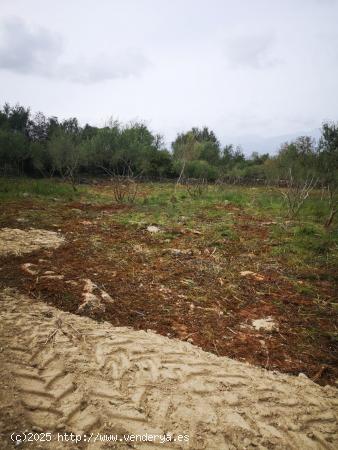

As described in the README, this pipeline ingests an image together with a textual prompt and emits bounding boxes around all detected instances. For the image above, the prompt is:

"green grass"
[0,177,86,201]
[112,183,337,258]
[1,177,337,279]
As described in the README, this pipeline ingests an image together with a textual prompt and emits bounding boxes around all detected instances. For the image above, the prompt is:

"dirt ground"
[0,201,337,386]
[0,189,337,449]
[0,288,337,450]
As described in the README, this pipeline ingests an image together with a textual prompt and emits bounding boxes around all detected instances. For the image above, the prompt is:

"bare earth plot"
[0,195,337,386]
[0,184,337,449]
[0,289,337,450]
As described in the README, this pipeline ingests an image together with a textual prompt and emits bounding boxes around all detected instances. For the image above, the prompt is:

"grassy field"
[0,177,337,385]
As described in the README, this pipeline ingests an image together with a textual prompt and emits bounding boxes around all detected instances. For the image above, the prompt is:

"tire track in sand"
[0,289,337,450]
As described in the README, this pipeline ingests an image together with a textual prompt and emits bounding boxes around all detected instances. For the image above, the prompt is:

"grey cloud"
[59,50,150,84]
[224,33,280,69]
[0,18,62,75]
[0,18,149,83]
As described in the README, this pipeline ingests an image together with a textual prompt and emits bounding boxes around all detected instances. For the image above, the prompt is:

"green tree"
[275,136,317,181]
[0,128,27,174]
[317,122,338,226]
[172,127,221,166]
[47,130,84,189]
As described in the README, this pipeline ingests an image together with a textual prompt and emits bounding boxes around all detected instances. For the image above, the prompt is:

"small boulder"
[147,225,160,233]
[252,317,278,332]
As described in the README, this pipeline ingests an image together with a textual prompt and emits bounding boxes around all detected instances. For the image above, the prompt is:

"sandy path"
[0,289,337,449]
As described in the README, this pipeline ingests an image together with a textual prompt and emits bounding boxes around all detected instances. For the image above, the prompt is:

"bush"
[185,160,219,181]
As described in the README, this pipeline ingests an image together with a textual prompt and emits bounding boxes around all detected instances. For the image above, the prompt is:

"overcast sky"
[1,0,337,153]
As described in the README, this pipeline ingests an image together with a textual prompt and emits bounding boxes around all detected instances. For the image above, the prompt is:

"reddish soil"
[0,199,337,386]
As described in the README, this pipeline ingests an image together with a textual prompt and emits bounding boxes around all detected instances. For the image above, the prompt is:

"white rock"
[147,225,160,233]
[252,317,278,332]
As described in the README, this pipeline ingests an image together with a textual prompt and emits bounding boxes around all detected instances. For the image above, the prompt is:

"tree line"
[0,103,337,191]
